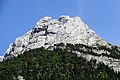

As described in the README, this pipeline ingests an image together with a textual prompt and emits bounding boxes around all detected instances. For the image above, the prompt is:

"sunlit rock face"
[0,56,3,62]
[5,15,120,72]
[5,16,108,57]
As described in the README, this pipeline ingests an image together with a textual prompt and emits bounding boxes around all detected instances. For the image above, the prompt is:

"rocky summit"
[4,15,120,72]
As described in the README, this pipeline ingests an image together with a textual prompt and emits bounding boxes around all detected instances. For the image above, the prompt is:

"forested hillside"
[0,46,120,80]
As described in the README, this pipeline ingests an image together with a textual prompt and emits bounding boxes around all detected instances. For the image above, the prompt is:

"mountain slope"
[1,47,120,80]
[4,16,120,72]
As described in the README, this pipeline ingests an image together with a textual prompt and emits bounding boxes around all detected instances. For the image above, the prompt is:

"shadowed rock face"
[4,15,120,72]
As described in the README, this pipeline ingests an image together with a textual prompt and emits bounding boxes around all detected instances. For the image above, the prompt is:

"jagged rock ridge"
[5,16,108,56]
[4,15,120,72]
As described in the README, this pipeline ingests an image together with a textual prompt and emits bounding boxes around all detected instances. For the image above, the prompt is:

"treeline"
[0,47,120,80]
[54,43,120,59]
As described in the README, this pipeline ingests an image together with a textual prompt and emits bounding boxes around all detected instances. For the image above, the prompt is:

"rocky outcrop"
[5,16,109,58]
[0,56,4,62]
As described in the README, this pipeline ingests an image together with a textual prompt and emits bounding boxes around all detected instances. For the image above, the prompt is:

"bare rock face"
[4,15,120,72]
[0,56,4,62]
[5,16,108,57]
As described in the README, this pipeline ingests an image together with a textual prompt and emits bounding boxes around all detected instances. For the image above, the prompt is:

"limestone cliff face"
[4,15,120,72]
[5,16,108,57]
[0,56,3,62]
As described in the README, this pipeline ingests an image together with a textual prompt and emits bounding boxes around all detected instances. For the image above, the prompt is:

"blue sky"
[0,0,120,56]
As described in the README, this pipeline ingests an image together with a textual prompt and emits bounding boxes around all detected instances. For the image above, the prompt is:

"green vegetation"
[54,43,120,59]
[0,46,120,80]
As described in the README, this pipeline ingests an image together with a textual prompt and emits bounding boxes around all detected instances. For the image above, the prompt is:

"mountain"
[4,15,120,72]
[5,15,109,56]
